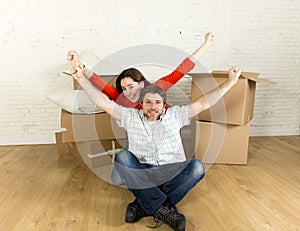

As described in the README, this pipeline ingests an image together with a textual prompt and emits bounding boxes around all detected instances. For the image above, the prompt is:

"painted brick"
[0,0,299,144]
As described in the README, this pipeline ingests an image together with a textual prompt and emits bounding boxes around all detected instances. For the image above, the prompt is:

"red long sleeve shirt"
[89,57,195,109]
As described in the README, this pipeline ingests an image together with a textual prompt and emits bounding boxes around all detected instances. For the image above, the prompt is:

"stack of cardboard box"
[56,110,127,168]
[55,75,127,169]
[56,75,197,166]
[56,71,275,166]
[190,71,275,164]
[56,109,196,165]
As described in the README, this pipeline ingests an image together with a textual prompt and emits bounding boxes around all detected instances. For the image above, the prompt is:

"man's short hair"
[139,85,167,104]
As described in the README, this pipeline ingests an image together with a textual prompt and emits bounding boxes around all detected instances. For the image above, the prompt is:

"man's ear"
[139,81,145,88]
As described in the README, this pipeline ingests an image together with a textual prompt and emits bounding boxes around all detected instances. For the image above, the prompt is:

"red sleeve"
[153,58,195,92]
[116,95,138,108]
[90,73,141,108]
[89,73,120,101]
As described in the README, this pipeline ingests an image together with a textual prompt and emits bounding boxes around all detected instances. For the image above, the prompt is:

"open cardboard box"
[194,120,250,165]
[191,71,276,125]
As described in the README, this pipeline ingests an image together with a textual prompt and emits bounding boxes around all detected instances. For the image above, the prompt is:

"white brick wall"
[0,0,299,144]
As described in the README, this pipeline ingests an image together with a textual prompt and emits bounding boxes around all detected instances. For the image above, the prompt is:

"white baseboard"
[250,129,300,137]
[0,129,299,146]
[0,135,56,145]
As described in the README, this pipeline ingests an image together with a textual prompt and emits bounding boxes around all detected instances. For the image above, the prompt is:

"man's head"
[139,85,167,122]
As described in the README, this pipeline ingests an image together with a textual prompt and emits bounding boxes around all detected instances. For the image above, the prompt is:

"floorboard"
[0,136,299,230]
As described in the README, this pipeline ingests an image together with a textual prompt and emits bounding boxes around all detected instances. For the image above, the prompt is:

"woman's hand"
[204,32,214,47]
[67,50,86,80]
[67,50,81,67]
[190,32,214,61]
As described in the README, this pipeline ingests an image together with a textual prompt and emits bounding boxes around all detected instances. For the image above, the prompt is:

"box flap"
[212,70,277,86]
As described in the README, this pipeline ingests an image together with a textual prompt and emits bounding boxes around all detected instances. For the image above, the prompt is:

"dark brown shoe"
[154,204,186,231]
[125,199,148,223]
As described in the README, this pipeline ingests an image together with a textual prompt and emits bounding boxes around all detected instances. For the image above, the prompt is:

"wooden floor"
[0,136,299,231]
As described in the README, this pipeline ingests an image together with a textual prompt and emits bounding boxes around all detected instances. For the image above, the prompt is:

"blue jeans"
[111,164,125,186]
[113,149,205,215]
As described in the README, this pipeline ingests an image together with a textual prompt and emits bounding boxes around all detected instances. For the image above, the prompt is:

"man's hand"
[204,32,214,47]
[228,67,241,85]
[189,66,241,118]
[70,63,85,81]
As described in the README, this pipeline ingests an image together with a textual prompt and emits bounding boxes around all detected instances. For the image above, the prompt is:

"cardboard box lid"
[190,71,277,86]
[213,70,277,86]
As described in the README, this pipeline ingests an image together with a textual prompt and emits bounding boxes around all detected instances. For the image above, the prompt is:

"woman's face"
[120,77,144,103]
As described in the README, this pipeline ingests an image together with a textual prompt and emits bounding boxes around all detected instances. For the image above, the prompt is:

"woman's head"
[115,68,151,103]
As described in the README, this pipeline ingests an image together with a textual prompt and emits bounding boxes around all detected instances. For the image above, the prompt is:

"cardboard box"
[55,132,83,164]
[61,110,126,143]
[180,120,196,159]
[75,139,127,169]
[58,139,127,169]
[194,121,250,165]
[55,132,70,155]
[75,139,127,157]
[191,71,276,125]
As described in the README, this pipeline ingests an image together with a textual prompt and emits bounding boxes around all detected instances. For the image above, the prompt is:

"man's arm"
[188,67,241,118]
[70,64,123,122]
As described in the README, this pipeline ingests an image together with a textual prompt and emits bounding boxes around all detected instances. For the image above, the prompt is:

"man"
[70,63,241,231]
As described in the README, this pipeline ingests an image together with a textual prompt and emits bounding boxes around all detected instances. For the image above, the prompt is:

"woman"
[67,32,214,109]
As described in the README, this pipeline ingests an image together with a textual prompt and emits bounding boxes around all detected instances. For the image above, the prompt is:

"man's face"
[142,92,164,122]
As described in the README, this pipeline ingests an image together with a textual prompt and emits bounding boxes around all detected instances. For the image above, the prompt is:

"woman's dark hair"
[139,85,167,104]
[115,68,151,93]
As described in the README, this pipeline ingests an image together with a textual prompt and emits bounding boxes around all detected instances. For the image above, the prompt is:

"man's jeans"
[112,149,205,215]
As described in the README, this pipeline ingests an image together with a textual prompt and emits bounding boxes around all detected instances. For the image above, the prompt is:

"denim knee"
[111,149,132,186]
[114,149,131,166]
[190,159,205,181]
[111,167,124,186]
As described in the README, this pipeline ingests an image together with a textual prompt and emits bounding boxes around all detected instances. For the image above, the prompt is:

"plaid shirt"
[117,106,190,166]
